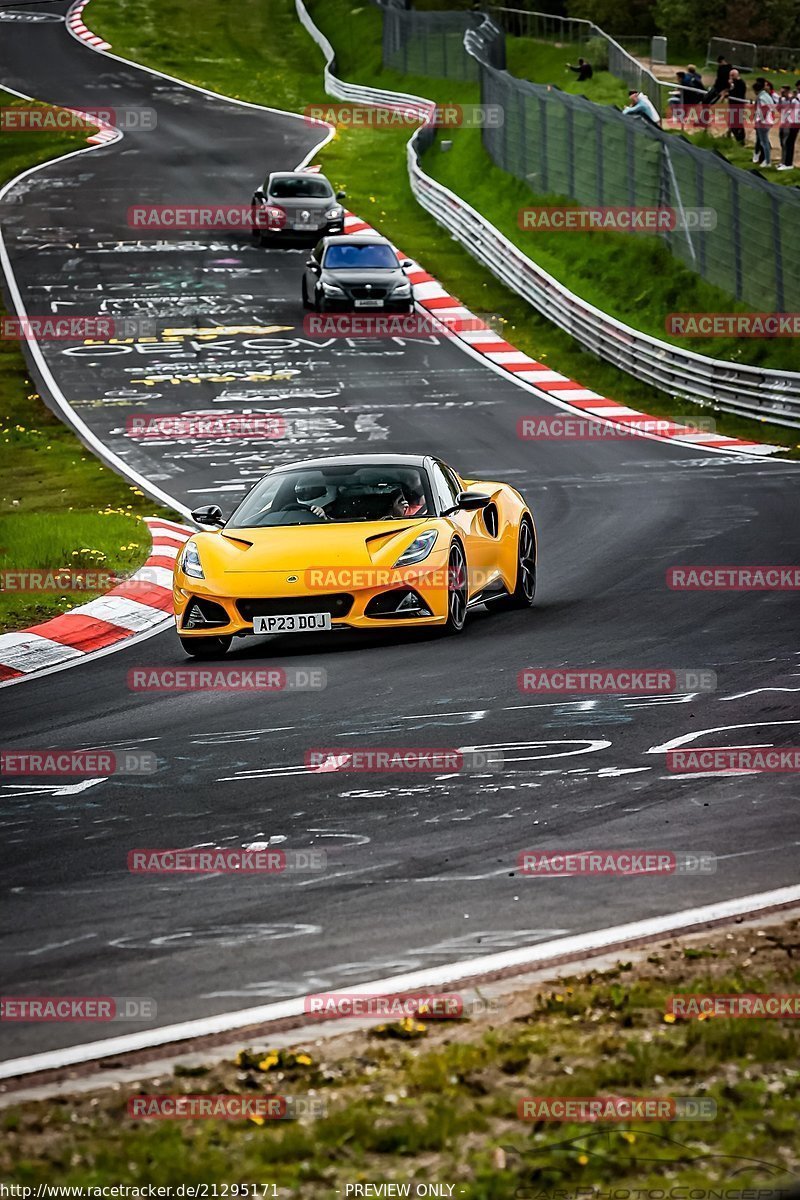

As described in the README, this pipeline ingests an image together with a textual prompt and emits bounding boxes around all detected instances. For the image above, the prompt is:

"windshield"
[268,177,333,199]
[323,243,398,270]
[228,465,431,528]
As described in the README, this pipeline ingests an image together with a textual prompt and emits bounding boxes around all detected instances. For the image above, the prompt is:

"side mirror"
[253,188,265,200]
[456,490,491,511]
[191,504,224,527]
[336,190,346,200]
[401,258,414,269]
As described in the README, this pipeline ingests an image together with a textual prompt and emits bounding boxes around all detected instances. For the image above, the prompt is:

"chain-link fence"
[382,9,487,80]
[707,36,800,71]
[380,6,800,311]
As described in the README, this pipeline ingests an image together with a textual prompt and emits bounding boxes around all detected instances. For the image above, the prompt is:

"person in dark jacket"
[682,64,703,103]
[705,55,732,103]
[567,57,593,81]
[724,68,747,142]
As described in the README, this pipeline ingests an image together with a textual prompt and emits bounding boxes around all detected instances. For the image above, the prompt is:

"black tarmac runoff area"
[1,2,799,1063]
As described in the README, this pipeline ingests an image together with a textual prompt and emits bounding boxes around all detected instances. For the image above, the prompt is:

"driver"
[294,480,337,520]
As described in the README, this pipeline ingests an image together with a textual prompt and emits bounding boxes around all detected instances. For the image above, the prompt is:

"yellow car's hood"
[196,520,437,576]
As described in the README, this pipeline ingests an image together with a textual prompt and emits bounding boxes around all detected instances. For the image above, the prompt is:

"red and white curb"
[0,519,192,686]
[341,211,780,457]
[66,0,110,51]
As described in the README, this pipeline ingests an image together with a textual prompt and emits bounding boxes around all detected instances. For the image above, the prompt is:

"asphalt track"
[1,2,799,1063]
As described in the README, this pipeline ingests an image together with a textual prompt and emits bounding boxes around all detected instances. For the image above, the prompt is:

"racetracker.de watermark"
[302,314,499,339]
[517,1096,716,1121]
[667,313,800,337]
[668,103,800,128]
[667,993,800,1018]
[666,748,800,773]
[517,850,717,876]
[1,316,116,341]
[518,416,716,440]
[128,205,284,230]
[0,316,167,341]
[304,992,466,1020]
[304,566,504,591]
[518,669,716,693]
[127,1095,326,1120]
[667,566,800,590]
[126,414,285,440]
[518,207,716,232]
[0,749,156,776]
[304,748,502,772]
[1,570,130,593]
[0,105,157,131]
[127,848,326,873]
[127,668,327,692]
[1,996,156,1022]
[303,102,503,128]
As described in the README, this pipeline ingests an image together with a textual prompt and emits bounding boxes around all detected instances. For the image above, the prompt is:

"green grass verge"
[505,37,631,107]
[88,0,800,455]
[3,919,799,1191]
[0,91,176,633]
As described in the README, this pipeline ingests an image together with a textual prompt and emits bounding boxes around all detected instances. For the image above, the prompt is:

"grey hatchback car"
[251,171,346,244]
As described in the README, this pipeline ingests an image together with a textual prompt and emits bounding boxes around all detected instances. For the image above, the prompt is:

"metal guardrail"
[296,0,800,426]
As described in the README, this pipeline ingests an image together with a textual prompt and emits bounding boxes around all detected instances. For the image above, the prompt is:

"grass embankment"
[88,0,800,454]
[505,37,631,107]
[0,92,175,633]
[3,917,799,1191]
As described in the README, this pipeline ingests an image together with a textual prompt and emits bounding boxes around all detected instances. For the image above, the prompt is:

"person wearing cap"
[622,90,661,127]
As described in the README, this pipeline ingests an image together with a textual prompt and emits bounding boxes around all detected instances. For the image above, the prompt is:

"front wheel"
[301,279,312,310]
[486,518,536,611]
[441,542,468,635]
[179,635,232,659]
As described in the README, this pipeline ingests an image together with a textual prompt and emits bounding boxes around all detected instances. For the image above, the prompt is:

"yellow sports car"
[174,453,537,657]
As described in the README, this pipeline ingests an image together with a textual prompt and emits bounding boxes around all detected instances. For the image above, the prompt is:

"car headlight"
[325,206,343,220]
[322,282,345,295]
[392,282,412,297]
[179,541,205,579]
[393,529,438,566]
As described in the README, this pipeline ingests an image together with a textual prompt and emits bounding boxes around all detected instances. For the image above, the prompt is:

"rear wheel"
[441,542,467,635]
[486,517,536,611]
[179,635,232,659]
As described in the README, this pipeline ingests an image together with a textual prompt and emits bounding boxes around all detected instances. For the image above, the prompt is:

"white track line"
[2,884,798,1080]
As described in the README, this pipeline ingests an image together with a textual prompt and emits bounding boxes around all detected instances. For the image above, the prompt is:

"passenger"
[405,486,426,515]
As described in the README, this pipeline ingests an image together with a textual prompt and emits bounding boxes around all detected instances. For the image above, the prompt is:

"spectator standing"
[752,78,776,166]
[778,86,793,164]
[622,89,661,127]
[682,64,703,103]
[777,84,800,170]
[724,68,747,143]
[567,57,593,81]
[705,55,732,103]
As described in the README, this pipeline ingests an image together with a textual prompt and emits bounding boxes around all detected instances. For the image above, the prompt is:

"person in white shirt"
[622,90,661,127]
[752,78,776,166]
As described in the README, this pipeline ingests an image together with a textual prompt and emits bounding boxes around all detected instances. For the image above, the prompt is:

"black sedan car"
[301,235,415,313]
[251,171,346,244]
